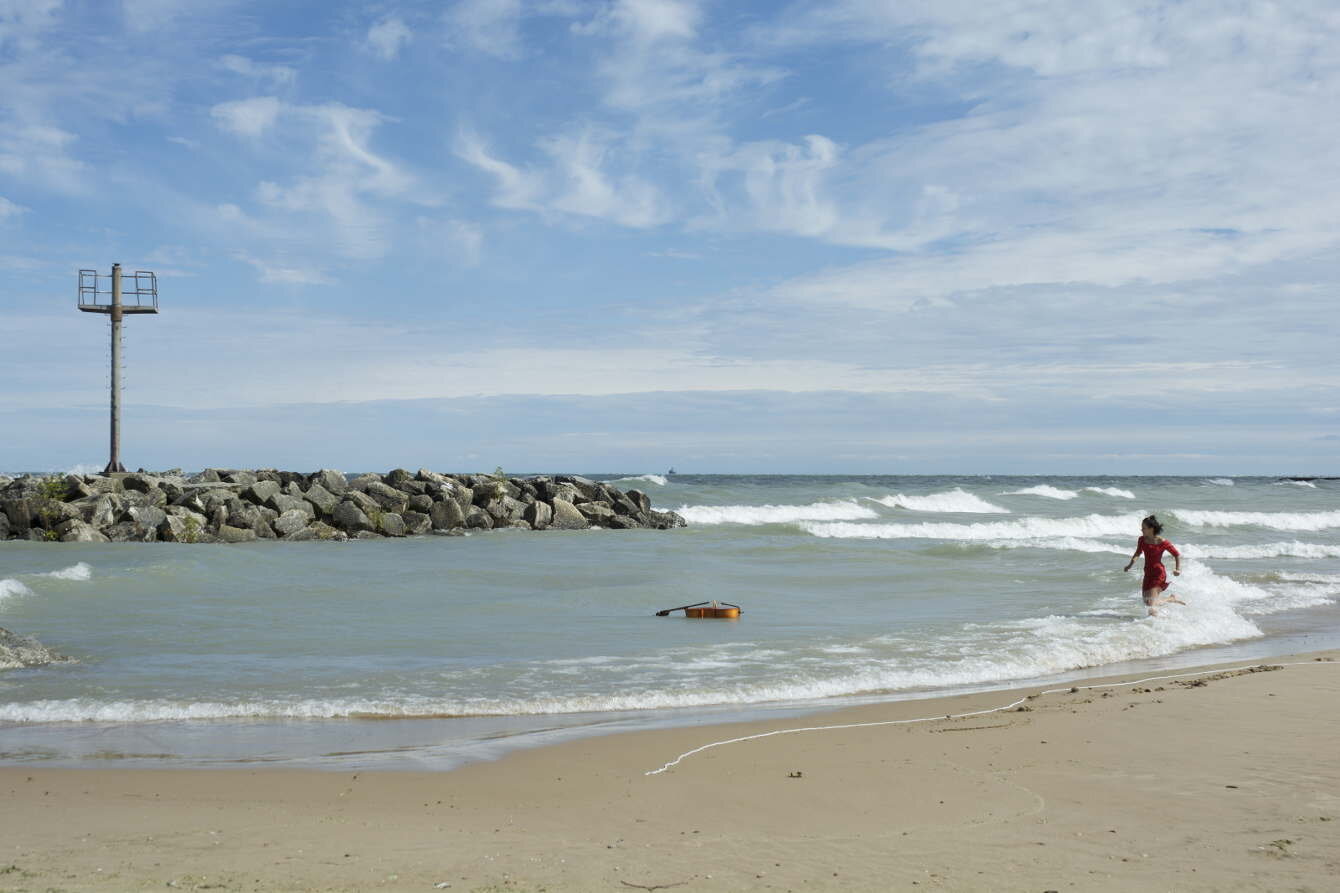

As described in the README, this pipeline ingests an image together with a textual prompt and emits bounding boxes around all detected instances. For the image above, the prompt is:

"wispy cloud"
[367,16,413,60]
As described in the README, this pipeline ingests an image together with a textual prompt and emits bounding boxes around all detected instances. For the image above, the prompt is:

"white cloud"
[210,96,282,137]
[448,0,523,58]
[367,16,412,60]
[0,123,85,191]
[0,195,27,219]
[219,54,296,87]
[456,132,543,210]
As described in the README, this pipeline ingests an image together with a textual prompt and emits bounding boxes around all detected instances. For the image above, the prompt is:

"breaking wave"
[40,562,92,582]
[800,512,1145,541]
[606,474,668,487]
[1173,510,1340,532]
[0,579,35,603]
[1002,485,1078,500]
[871,488,1008,514]
[1084,487,1136,499]
[678,500,878,525]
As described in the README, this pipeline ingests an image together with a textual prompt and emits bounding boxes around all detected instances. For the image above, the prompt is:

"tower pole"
[106,263,125,474]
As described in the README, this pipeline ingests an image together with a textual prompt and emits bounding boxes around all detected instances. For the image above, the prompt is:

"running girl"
[1124,514,1186,616]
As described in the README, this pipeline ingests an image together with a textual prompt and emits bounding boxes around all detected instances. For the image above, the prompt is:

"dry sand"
[3,651,1338,892]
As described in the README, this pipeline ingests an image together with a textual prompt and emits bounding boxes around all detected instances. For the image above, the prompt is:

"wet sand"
[3,651,1338,891]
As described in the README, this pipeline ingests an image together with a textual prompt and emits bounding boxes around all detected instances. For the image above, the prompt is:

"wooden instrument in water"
[655,600,741,619]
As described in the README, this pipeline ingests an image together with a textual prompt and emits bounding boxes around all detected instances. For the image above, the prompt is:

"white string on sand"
[644,659,1337,776]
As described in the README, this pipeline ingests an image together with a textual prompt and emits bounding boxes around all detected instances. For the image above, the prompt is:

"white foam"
[678,500,879,526]
[800,511,1145,541]
[0,579,36,603]
[1003,485,1078,500]
[972,537,1128,554]
[1205,478,1235,486]
[1173,509,1340,532]
[1278,480,1317,488]
[1180,541,1340,560]
[1083,487,1136,499]
[872,488,1009,514]
[606,474,668,487]
[40,562,92,582]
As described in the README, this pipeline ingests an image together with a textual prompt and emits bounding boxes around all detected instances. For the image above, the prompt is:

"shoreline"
[4,649,1337,891]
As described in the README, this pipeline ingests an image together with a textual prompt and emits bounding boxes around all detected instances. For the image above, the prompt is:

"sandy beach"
[3,651,1338,892]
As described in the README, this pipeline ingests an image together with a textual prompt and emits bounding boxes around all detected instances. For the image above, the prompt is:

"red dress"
[1136,538,1180,591]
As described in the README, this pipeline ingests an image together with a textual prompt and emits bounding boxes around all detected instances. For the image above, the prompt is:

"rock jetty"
[0,469,685,543]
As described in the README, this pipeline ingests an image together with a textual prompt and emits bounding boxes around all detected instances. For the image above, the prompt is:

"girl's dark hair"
[1142,514,1163,535]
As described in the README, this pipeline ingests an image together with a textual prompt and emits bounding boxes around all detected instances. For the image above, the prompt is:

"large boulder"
[302,483,340,516]
[310,469,348,495]
[576,502,617,526]
[120,472,159,494]
[428,499,465,531]
[308,520,347,541]
[364,481,409,512]
[105,520,158,542]
[268,493,312,518]
[272,509,311,538]
[401,511,432,535]
[216,524,258,543]
[548,498,589,530]
[159,509,206,543]
[56,519,109,543]
[241,480,281,506]
[1,626,76,670]
[377,512,407,537]
[523,500,552,531]
[122,504,167,531]
[463,506,495,530]
[1,498,34,535]
[331,500,375,534]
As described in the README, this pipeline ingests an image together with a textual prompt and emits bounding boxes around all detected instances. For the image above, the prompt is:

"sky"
[2,0,1338,475]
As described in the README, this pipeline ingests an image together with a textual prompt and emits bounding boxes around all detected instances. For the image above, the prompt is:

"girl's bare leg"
[1143,587,1162,616]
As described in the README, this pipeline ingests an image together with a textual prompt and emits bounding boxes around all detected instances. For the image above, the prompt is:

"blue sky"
[2,0,1338,474]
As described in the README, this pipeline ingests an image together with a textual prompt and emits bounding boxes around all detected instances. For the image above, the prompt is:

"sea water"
[2,475,1338,769]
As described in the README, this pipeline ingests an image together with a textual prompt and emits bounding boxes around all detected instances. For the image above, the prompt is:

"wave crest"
[678,500,878,526]
[1003,485,1078,500]
[872,488,1009,514]
[1173,509,1340,532]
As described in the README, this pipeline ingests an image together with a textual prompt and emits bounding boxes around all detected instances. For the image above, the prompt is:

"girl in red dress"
[1124,514,1186,616]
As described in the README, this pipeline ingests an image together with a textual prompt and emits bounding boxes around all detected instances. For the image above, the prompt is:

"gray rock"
[464,506,495,530]
[283,481,305,498]
[105,520,158,542]
[331,500,375,534]
[281,525,318,541]
[272,509,311,538]
[159,509,207,543]
[548,498,589,530]
[34,499,81,529]
[364,481,409,512]
[647,510,688,529]
[1,626,76,670]
[56,519,109,542]
[216,524,258,543]
[2,498,34,535]
[429,499,466,530]
[385,468,413,486]
[62,475,93,501]
[378,512,407,537]
[347,473,382,492]
[226,501,262,530]
[605,515,642,530]
[407,493,434,513]
[268,493,312,517]
[0,512,8,540]
[121,473,159,493]
[576,502,617,526]
[344,490,381,514]
[401,511,432,535]
[191,469,222,483]
[523,500,552,530]
[302,483,339,516]
[308,520,347,541]
[353,530,385,540]
[489,495,528,525]
[123,505,167,531]
[310,469,348,494]
[223,470,258,486]
[241,480,281,505]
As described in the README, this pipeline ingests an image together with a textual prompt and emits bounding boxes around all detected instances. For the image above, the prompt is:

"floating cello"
[655,599,741,619]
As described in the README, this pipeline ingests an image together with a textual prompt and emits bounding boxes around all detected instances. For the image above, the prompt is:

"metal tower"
[78,264,158,473]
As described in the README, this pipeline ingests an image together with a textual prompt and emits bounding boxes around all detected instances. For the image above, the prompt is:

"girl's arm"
[1124,542,1141,571]
[1166,541,1181,575]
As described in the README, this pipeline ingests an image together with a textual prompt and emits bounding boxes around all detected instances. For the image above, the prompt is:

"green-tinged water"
[3,475,1338,769]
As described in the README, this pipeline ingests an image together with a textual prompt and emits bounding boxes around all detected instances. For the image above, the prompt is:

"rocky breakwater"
[0,469,686,543]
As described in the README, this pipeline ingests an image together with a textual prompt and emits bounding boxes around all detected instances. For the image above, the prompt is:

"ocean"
[3,474,1339,770]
